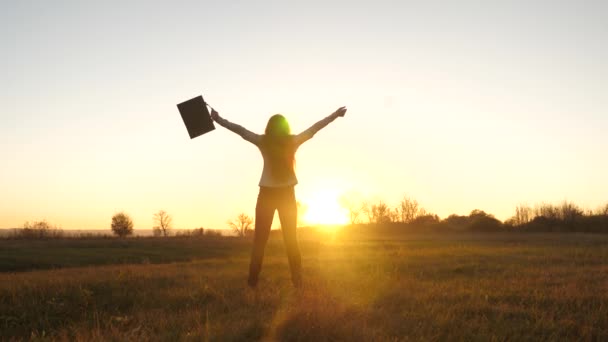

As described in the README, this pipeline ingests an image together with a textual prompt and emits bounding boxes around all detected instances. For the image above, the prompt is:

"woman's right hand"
[210,109,219,121]
[333,106,347,117]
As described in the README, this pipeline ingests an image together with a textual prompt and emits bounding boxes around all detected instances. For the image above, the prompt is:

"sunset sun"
[301,189,349,226]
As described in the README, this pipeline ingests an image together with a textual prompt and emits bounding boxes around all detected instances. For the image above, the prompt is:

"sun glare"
[302,189,349,226]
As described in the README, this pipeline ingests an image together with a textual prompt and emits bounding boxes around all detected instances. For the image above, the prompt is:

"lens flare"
[302,189,349,226]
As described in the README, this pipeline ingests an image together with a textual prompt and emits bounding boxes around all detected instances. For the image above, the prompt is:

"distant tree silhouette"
[534,203,560,221]
[416,208,431,221]
[443,214,469,228]
[191,227,205,236]
[398,196,419,223]
[153,210,173,237]
[339,194,364,225]
[175,227,205,237]
[438,210,502,231]
[24,220,52,230]
[528,201,583,227]
[363,201,392,224]
[204,229,223,237]
[17,220,64,239]
[559,201,583,225]
[504,200,608,232]
[342,195,608,233]
[348,204,363,224]
[468,210,502,232]
[111,212,134,237]
[411,213,440,226]
[512,204,532,226]
[228,213,253,237]
[388,207,399,223]
[361,202,370,223]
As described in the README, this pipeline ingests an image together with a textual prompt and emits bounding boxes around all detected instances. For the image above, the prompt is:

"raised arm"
[210,109,261,145]
[294,106,347,146]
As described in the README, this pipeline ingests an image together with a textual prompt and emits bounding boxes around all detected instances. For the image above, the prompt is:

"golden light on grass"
[301,188,349,226]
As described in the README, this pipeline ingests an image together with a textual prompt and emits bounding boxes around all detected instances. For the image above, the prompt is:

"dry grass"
[1,231,608,341]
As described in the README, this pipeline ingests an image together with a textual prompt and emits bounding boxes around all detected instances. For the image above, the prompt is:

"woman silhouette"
[210,106,347,288]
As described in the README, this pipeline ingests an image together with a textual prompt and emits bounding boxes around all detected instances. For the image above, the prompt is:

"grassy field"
[1,229,608,341]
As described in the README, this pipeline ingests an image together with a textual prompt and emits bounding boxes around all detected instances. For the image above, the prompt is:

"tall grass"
[1,232,608,340]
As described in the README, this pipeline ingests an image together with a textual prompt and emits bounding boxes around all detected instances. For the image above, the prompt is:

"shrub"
[12,220,64,239]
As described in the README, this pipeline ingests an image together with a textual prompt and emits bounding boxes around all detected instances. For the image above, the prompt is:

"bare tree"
[388,207,399,223]
[369,201,392,224]
[599,203,608,216]
[559,201,583,224]
[534,203,560,220]
[362,201,373,223]
[512,204,532,226]
[339,194,364,225]
[533,201,583,223]
[416,208,428,218]
[399,196,419,223]
[348,206,362,224]
[228,213,254,237]
[111,212,134,238]
[153,210,173,237]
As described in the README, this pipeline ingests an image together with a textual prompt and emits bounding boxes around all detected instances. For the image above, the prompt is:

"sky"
[1,1,607,230]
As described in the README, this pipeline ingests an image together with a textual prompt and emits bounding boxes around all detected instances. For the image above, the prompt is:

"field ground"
[1,229,608,341]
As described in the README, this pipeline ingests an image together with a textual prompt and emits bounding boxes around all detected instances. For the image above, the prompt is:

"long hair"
[261,114,295,182]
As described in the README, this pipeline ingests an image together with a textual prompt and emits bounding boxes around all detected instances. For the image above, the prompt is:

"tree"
[600,203,608,216]
[111,212,134,237]
[361,200,396,224]
[24,220,51,230]
[228,213,253,237]
[534,203,560,220]
[153,210,173,237]
[511,204,532,226]
[369,201,392,224]
[339,193,364,225]
[559,201,583,224]
[398,196,419,223]
[443,214,469,229]
[362,201,373,223]
[388,207,399,223]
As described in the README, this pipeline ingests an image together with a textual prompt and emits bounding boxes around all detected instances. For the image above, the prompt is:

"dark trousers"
[248,186,302,287]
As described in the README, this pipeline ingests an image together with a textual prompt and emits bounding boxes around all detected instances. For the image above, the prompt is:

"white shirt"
[215,113,339,187]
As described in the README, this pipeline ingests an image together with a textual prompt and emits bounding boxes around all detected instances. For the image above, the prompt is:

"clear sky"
[1,1,607,230]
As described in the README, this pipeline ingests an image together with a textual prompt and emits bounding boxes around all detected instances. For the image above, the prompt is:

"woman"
[210,106,347,288]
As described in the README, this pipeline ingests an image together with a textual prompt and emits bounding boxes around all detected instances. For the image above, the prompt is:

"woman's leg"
[248,188,275,287]
[277,187,302,287]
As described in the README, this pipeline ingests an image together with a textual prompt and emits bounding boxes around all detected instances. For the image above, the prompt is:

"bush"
[12,220,64,239]
[205,229,223,237]
[191,227,205,236]
[175,227,205,237]
[469,215,503,232]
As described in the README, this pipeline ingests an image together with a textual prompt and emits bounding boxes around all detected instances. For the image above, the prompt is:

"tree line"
[5,198,608,240]
[342,196,608,233]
